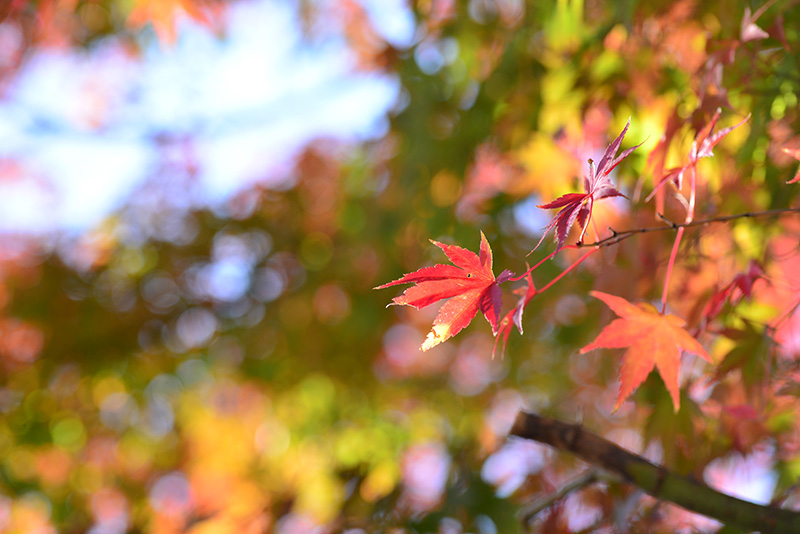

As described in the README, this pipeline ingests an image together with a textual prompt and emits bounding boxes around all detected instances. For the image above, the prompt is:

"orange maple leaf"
[580,291,712,412]
[127,0,218,44]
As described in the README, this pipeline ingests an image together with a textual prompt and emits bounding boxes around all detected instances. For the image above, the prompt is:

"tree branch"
[510,411,800,533]
[579,207,800,248]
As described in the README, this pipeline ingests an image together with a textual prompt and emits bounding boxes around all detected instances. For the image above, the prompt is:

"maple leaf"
[127,0,220,44]
[648,109,749,201]
[783,147,800,184]
[375,232,512,351]
[701,260,766,327]
[533,118,642,254]
[580,291,712,412]
[493,265,537,359]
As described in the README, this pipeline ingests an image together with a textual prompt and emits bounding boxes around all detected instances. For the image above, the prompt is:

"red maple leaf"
[701,260,766,327]
[648,109,749,200]
[375,232,512,351]
[533,118,642,254]
[580,291,712,412]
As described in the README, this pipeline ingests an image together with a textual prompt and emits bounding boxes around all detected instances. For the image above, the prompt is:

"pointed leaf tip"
[783,147,800,184]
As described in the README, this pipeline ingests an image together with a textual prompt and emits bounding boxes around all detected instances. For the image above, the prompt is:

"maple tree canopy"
[1,0,800,533]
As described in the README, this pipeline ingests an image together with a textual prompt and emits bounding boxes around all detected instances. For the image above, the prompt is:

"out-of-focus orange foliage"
[127,0,223,43]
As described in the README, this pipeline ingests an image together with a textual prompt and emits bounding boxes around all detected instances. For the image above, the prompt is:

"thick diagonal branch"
[510,411,800,533]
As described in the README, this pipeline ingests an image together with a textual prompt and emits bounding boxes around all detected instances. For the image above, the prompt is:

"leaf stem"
[661,165,696,314]
[509,247,573,282]
[538,248,598,294]
[687,163,697,225]
[578,196,594,244]
[660,226,684,314]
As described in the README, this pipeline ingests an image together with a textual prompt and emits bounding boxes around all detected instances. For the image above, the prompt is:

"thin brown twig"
[579,207,800,248]
[770,293,800,331]
[519,469,602,530]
